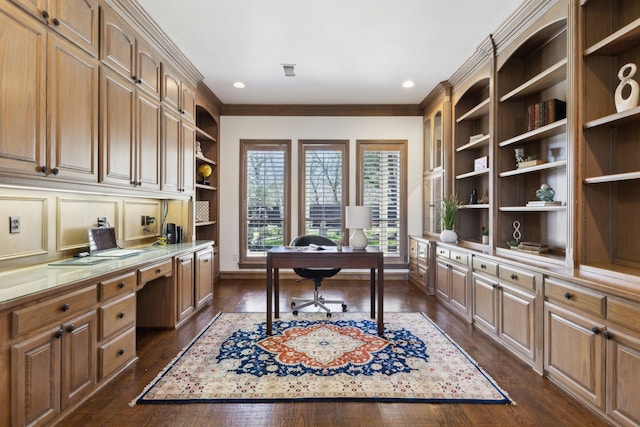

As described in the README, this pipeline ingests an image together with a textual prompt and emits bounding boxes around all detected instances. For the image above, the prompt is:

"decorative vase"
[440,229,457,243]
[615,63,639,113]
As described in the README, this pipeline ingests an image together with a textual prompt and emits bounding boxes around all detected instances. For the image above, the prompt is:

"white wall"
[219,115,423,272]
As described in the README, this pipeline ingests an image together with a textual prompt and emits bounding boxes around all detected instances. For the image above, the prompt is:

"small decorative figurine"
[515,147,525,168]
[615,63,639,113]
[536,183,555,201]
[470,189,478,204]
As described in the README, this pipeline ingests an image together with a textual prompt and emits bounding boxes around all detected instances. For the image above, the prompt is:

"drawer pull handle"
[61,303,70,312]
[603,331,613,340]
[55,329,63,339]
[455,256,461,260]
[481,264,486,269]
[155,268,162,274]
[564,292,572,300]
[204,259,209,262]
[67,324,75,333]
[591,326,601,335]
[118,312,125,319]
[118,282,125,289]
[510,274,517,280]
[118,348,125,356]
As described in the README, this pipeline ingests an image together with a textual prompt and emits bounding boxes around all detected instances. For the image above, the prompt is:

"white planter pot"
[440,229,458,243]
[482,235,489,245]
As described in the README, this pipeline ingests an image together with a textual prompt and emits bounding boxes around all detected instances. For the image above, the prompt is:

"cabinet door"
[176,254,195,322]
[60,310,96,409]
[135,38,161,98]
[11,326,62,427]
[544,303,605,409]
[48,33,98,182]
[0,9,46,176]
[181,119,195,193]
[135,90,160,190]
[449,264,469,315]
[162,65,181,112]
[499,283,536,361]
[161,107,181,193]
[195,247,214,307]
[99,5,134,79]
[49,0,99,56]
[435,260,450,300]
[473,273,498,335]
[100,69,135,186]
[181,82,196,123]
[606,328,640,426]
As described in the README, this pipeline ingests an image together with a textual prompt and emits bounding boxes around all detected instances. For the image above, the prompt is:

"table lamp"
[346,206,372,250]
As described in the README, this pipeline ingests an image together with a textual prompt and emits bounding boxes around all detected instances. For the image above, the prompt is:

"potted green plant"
[481,226,489,245]
[440,194,461,243]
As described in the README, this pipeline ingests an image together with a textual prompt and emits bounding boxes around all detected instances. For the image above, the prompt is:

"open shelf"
[499,119,567,147]
[196,127,216,143]
[500,59,567,102]
[456,134,490,152]
[584,17,640,56]
[456,168,489,180]
[196,153,217,166]
[499,205,566,212]
[456,98,490,123]
[584,106,640,129]
[499,160,567,177]
[584,171,640,184]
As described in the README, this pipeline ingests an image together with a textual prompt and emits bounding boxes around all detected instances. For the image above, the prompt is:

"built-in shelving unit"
[194,106,219,248]
[495,17,569,264]
[580,0,640,276]
[454,76,491,245]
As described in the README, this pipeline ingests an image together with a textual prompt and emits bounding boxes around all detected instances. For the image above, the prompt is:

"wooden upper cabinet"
[0,8,46,176]
[48,33,99,182]
[162,64,195,123]
[9,0,99,56]
[135,90,161,190]
[100,4,161,99]
[161,107,194,194]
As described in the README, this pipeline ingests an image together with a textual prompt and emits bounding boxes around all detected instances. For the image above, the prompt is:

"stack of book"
[526,200,562,207]
[469,133,485,142]
[527,99,566,131]
[516,242,548,254]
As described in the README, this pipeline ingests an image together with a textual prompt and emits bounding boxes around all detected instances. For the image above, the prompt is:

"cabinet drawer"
[138,260,172,286]
[99,272,136,302]
[100,294,136,341]
[473,257,498,276]
[409,239,418,259]
[100,327,136,379]
[499,265,535,291]
[12,285,97,338]
[417,265,427,284]
[436,247,450,258]
[545,278,605,318]
[449,250,468,265]
[417,241,428,261]
[607,297,640,333]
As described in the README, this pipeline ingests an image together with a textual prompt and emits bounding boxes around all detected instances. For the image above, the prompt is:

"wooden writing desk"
[266,246,384,335]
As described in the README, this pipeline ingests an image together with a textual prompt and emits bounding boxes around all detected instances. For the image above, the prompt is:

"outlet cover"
[9,216,20,234]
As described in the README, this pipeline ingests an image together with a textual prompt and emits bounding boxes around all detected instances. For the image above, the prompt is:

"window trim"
[297,140,350,244]
[238,139,291,268]
[355,139,408,264]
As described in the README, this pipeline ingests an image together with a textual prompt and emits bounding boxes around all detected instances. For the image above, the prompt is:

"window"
[239,140,291,267]
[298,140,349,243]
[356,140,407,263]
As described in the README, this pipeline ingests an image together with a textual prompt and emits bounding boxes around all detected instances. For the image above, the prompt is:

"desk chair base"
[291,288,347,318]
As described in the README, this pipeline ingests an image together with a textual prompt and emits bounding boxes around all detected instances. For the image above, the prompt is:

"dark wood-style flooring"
[61,279,610,426]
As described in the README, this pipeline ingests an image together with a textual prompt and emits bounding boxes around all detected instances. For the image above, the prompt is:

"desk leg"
[370,268,375,319]
[274,268,280,319]
[266,255,272,336]
[378,256,384,336]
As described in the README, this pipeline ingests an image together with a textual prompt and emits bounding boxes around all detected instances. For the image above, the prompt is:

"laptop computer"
[87,227,142,258]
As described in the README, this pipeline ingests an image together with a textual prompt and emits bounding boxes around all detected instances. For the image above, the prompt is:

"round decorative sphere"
[197,163,212,178]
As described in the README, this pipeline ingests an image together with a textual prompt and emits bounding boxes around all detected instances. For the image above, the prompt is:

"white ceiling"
[136,0,524,105]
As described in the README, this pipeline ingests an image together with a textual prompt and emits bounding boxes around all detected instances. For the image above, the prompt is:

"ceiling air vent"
[282,64,296,77]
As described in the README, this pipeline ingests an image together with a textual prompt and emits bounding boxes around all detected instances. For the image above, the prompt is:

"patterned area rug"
[132,312,512,404]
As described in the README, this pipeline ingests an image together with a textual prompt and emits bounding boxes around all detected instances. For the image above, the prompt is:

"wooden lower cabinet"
[195,246,214,307]
[11,310,97,427]
[176,253,195,323]
[606,328,640,426]
[435,247,470,320]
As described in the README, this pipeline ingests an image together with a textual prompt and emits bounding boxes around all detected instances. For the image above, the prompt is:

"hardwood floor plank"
[60,279,609,427]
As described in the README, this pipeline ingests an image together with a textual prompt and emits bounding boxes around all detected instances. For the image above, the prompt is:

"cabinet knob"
[51,167,59,175]
[118,312,125,319]
[40,165,48,174]
[67,324,75,333]
[455,256,461,260]
[492,283,498,289]
[41,10,50,19]
[591,326,601,335]
[603,331,613,340]
[510,274,517,280]
[564,292,572,300]
[118,282,125,289]
[54,329,63,339]
[204,259,209,262]
[61,303,70,312]
[132,75,138,82]
[52,18,60,26]
[155,268,161,274]
[118,348,126,356]
[480,264,486,269]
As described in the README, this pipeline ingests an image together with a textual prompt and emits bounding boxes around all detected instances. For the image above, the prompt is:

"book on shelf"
[511,241,548,254]
[527,99,566,131]
[526,200,562,206]
[518,159,545,168]
[468,133,485,142]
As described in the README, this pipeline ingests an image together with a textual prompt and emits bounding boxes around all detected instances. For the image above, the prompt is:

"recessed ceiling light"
[233,81,245,89]
[402,80,415,88]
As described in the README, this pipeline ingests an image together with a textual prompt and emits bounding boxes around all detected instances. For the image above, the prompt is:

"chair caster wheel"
[293,310,298,316]
[327,312,332,318]
[342,304,347,312]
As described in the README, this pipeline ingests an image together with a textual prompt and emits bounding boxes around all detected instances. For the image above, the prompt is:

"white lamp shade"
[346,206,372,249]
[345,206,372,229]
